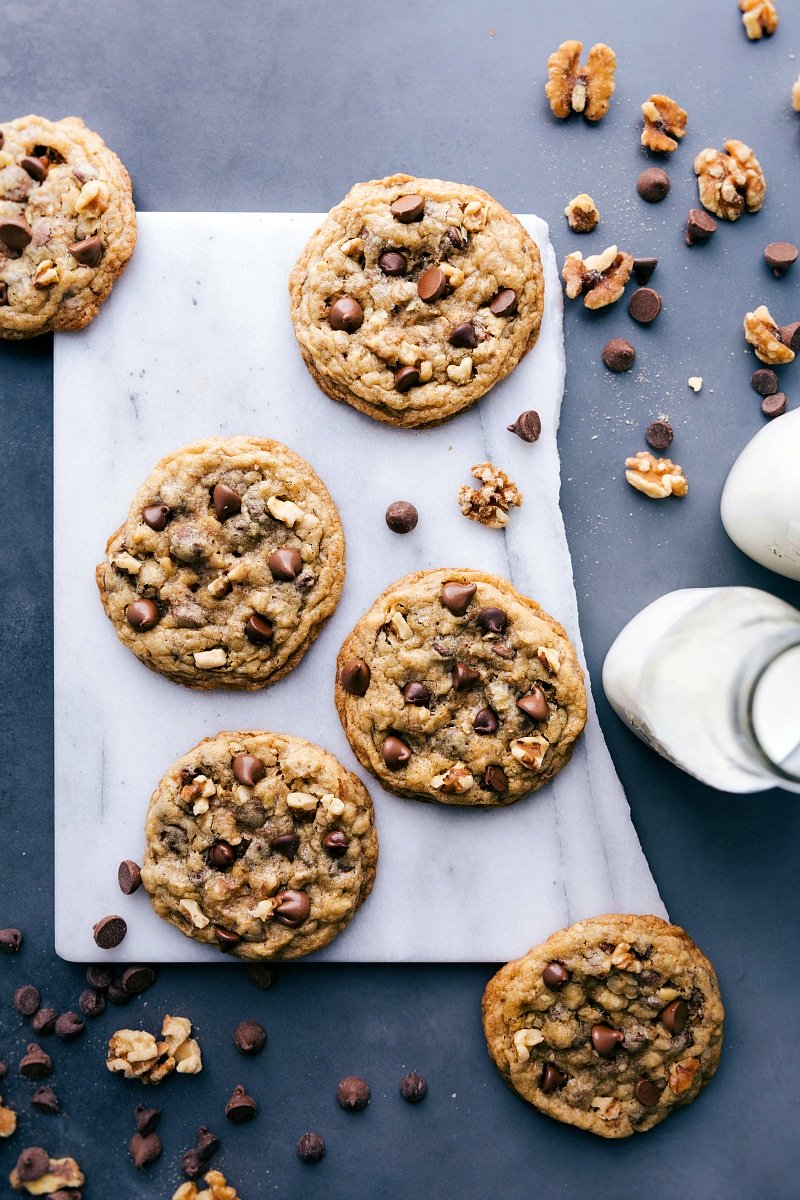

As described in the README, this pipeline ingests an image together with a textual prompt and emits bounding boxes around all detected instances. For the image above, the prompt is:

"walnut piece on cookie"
[641,95,687,153]
[564,194,600,233]
[693,140,766,220]
[545,41,616,121]
[458,462,523,528]
[562,245,633,310]
[743,305,796,365]
[482,913,724,1138]
[739,0,778,39]
[625,452,688,499]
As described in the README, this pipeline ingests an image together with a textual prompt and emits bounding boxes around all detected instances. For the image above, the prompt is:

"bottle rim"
[745,634,800,787]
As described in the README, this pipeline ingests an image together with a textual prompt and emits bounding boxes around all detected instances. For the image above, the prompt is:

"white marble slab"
[53,212,666,963]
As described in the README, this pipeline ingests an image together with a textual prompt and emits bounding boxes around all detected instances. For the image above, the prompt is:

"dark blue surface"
[1,2,799,1197]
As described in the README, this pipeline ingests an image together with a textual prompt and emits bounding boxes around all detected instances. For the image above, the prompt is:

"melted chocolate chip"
[542,961,570,989]
[517,688,548,721]
[328,296,364,332]
[473,707,499,734]
[323,830,349,858]
[270,833,299,861]
[339,658,371,696]
[269,548,303,579]
[390,194,424,222]
[482,764,508,792]
[213,482,241,520]
[541,1063,567,1094]
[125,599,160,631]
[403,681,431,706]
[142,504,171,531]
[232,754,267,786]
[245,614,274,644]
[477,607,507,634]
[441,581,476,615]
[382,735,412,769]
[378,250,407,275]
[273,889,311,927]
[489,288,517,316]
[591,1024,624,1057]
[452,663,480,690]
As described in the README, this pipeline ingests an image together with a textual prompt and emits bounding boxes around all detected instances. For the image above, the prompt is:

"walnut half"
[739,0,778,39]
[625,452,688,500]
[562,245,633,310]
[641,94,687,153]
[546,40,616,121]
[743,305,796,365]
[694,140,766,220]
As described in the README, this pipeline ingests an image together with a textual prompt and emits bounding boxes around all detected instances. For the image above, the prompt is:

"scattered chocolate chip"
[482,764,508,793]
[323,830,349,858]
[336,1075,370,1111]
[214,927,241,952]
[762,392,788,418]
[15,1146,50,1182]
[507,409,542,442]
[93,914,127,949]
[751,367,780,396]
[244,964,275,990]
[339,658,371,696]
[390,194,424,222]
[271,833,299,861]
[269,548,303,579]
[490,288,517,316]
[417,265,447,302]
[591,1023,624,1057]
[129,1131,162,1169]
[31,1085,59,1115]
[55,1011,85,1041]
[628,287,662,324]
[0,1061,6,1078]
[394,365,420,392]
[183,1126,220,1177]
[378,250,407,276]
[441,581,476,616]
[69,235,103,267]
[86,964,113,990]
[543,962,570,989]
[182,1148,204,1179]
[245,613,274,643]
[107,979,133,1004]
[659,998,688,1035]
[450,321,478,349]
[646,419,674,451]
[135,1105,161,1136]
[233,1020,267,1055]
[779,322,800,353]
[31,1008,58,1035]
[633,257,658,285]
[121,965,156,995]
[386,500,418,533]
[273,889,311,927]
[473,706,499,734]
[382,735,412,769]
[541,1063,567,1094]
[78,988,106,1018]
[19,1044,52,1080]
[296,1131,325,1163]
[125,599,160,631]
[452,663,480,690]
[403,681,430,705]
[764,241,798,276]
[232,753,267,787]
[602,338,636,373]
[517,688,547,721]
[399,1072,428,1102]
[20,155,48,181]
[328,296,364,332]
[636,167,670,203]
[213,482,241,521]
[685,207,717,245]
[477,607,508,634]
[117,860,142,895]
[635,1078,662,1107]
[14,985,41,1017]
[446,225,467,249]
[0,216,33,250]
[0,928,22,953]
[225,1084,258,1123]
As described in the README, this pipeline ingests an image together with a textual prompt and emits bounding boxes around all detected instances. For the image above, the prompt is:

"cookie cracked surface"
[335,569,586,806]
[482,914,724,1138]
[289,174,544,427]
[96,436,344,690]
[0,114,135,338]
[141,731,378,960]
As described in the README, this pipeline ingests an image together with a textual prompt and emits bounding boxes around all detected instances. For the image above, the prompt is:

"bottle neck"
[740,630,800,792]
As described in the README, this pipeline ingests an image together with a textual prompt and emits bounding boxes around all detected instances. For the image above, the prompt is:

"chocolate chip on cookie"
[328,296,364,332]
[339,658,371,696]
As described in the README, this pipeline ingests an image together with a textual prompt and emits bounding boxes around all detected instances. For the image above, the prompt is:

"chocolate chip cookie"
[482,914,724,1138]
[0,115,135,338]
[335,569,586,806]
[141,731,378,960]
[289,174,544,427]
[96,437,345,690]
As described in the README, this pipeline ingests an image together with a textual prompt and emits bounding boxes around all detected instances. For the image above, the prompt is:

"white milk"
[602,587,800,793]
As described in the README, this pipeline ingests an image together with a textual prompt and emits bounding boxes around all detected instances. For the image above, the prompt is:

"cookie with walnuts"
[289,174,544,427]
[0,114,135,338]
[141,731,378,960]
[335,569,586,806]
[482,914,724,1138]
[96,436,344,690]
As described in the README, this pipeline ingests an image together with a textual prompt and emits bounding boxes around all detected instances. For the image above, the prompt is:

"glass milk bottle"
[602,587,800,793]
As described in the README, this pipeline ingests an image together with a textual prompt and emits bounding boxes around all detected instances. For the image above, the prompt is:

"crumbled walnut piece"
[458,462,523,529]
[739,0,778,39]
[10,1155,84,1195]
[694,140,766,220]
[32,259,59,288]
[107,1029,161,1080]
[173,1169,241,1200]
[590,1095,622,1120]
[0,1097,17,1137]
[180,898,211,928]
[74,178,110,217]
[546,40,616,121]
[510,735,549,770]
[625,452,688,499]
[339,236,364,258]
[319,792,345,818]
[287,791,319,812]
[110,549,142,575]
[441,261,464,288]
[389,611,414,641]
[537,646,562,674]
[193,648,227,669]
[446,356,474,385]
[743,304,796,364]
[793,76,800,111]
[610,942,643,973]
[267,496,303,527]
[512,1028,545,1062]
[641,94,688,152]
[207,574,231,598]
[687,376,703,392]
[564,193,600,233]
[562,245,633,309]
[431,762,475,794]
[668,1056,700,1094]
